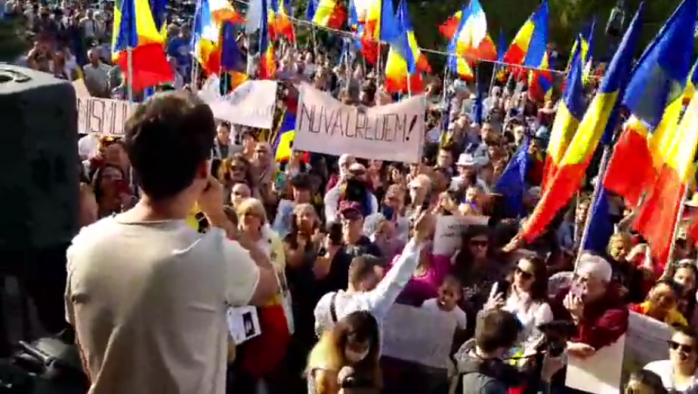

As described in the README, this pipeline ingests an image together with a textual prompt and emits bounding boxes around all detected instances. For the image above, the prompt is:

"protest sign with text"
[294,84,426,163]
[207,80,277,129]
[382,304,456,370]
[76,96,135,136]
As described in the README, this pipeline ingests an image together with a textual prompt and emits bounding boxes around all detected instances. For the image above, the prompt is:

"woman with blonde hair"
[233,198,294,391]
[307,311,381,394]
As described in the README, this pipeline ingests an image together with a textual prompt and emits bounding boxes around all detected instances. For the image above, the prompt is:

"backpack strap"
[329,292,339,324]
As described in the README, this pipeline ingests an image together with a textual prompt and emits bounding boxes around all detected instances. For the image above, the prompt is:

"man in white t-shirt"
[65,92,279,394]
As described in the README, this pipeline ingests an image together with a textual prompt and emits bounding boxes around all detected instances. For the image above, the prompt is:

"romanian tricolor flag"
[567,19,594,71]
[502,0,549,68]
[683,60,698,105]
[259,0,276,79]
[306,0,346,29]
[603,0,696,208]
[274,111,296,162]
[521,4,643,243]
[220,20,249,91]
[447,38,474,81]
[271,0,295,42]
[438,10,461,40]
[634,94,698,265]
[112,0,173,93]
[191,0,243,75]
[541,46,586,193]
[520,0,552,102]
[360,0,401,65]
[384,1,430,94]
[449,0,497,62]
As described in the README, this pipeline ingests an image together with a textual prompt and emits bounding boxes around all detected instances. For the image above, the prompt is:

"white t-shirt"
[65,217,260,394]
[644,359,698,392]
[421,298,468,330]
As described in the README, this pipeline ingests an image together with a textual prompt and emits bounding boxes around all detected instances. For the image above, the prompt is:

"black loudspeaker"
[0,66,79,251]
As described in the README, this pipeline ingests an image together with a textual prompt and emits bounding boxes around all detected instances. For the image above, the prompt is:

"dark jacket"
[453,339,523,394]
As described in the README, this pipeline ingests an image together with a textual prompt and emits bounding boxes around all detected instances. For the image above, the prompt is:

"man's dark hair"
[124,92,215,201]
[474,309,521,354]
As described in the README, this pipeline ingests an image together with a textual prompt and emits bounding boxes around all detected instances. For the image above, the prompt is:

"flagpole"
[127,48,134,103]
[574,144,613,270]
[488,63,498,96]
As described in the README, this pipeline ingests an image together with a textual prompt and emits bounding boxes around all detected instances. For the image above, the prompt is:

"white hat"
[577,253,613,283]
[456,153,477,167]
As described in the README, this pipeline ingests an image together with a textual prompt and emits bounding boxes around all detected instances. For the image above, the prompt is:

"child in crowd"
[421,274,468,331]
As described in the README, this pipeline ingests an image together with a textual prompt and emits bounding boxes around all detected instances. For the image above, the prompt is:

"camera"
[537,320,577,357]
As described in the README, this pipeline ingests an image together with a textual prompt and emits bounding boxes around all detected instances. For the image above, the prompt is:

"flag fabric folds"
[271,0,295,42]
[274,112,296,162]
[603,0,697,207]
[192,0,243,76]
[360,0,401,64]
[495,138,532,218]
[503,0,549,68]
[306,0,346,29]
[220,20,248,91]
[112,0,173,92]
[384,1,430,94]
[438,10,461,39]
[259,0,276,79]
[521,4,643,243]
[450,0,497,62]
[541,46,587,192]
[635,95,698,265]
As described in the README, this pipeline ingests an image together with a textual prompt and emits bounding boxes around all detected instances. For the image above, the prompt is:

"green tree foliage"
[406,0,684,66]
[0,18,30,62]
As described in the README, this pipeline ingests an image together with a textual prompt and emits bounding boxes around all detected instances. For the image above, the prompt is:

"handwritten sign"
[76,96,135,136]
[294,84,426,163]
[433,215,490,256]
[207,80,277,129]
[382,304,457,370]
[566,335,626,393]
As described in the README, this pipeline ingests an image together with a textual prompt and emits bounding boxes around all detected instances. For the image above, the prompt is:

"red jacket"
[551,286,629,350]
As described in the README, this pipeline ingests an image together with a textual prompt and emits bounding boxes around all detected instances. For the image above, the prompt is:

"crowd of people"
[5,1,698,394]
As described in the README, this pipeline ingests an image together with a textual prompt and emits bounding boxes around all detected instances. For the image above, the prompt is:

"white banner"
[207,80,277,129]
[294,84,426,163]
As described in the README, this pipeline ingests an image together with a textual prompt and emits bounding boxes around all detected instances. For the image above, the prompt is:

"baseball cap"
[339,201,363,217]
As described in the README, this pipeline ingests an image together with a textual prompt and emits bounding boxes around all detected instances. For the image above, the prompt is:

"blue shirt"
[167,37,191,81]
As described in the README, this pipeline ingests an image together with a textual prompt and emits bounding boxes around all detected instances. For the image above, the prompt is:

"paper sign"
[207,80,278,129]
[433,215,490,256]
[227,306,262,344]
[76,96,135,136]
[294,84,426,163]
[382,304,457,370]
[625,311,672,367]
[566,335,626,393]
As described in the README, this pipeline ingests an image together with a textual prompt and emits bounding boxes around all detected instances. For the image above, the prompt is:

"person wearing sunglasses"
[644,325,698,392]
[483,256,553,364]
